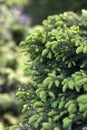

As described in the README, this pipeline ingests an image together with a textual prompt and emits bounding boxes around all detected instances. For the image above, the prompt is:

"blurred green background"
[0,0,87,129]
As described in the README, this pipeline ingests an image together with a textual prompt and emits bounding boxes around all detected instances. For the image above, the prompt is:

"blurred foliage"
[5,0,29,7]
[18,10,87,130]
[0,4,30,130]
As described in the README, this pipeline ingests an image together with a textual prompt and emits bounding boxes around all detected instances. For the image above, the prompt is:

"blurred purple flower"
[11,7,31,24]
[12,7,22,15]
[33,108,37,111]
[19,15,30,24]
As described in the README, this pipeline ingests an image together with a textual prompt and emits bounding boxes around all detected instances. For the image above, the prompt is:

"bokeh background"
[0,0,87,129]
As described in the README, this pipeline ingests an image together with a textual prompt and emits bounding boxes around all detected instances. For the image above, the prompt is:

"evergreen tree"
[17,10,87,130]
